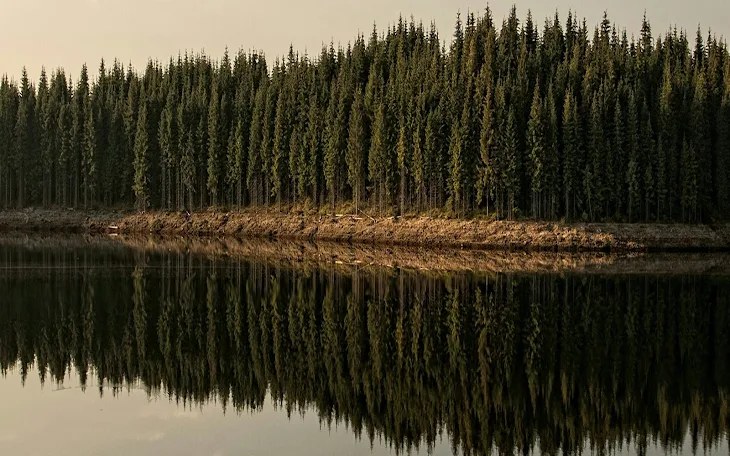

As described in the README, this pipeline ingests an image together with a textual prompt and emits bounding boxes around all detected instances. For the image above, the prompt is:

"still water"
[0,236,728,455]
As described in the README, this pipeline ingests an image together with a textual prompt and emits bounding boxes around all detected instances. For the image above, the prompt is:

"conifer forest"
[2,6,730,223]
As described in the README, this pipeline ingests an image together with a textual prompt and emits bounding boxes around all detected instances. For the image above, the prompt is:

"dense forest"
[0,247,729,455]
[1,6,730,222]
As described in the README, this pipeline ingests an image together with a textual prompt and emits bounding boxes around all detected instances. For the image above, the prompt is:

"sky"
[1,0,728,80]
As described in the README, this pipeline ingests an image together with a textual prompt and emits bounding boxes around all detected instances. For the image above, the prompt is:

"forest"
[0,248,729,455]
[1,6,729,222]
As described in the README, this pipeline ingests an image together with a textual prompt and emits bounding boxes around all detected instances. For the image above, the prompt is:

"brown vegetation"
[1,208,729,252]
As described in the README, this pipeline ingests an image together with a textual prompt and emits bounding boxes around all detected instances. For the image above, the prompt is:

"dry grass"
[0,208,729,252]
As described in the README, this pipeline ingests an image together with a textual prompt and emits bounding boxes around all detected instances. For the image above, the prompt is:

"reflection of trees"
[0,254,729,456]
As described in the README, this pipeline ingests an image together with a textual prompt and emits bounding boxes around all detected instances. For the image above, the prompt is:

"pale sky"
[1,0,728,80]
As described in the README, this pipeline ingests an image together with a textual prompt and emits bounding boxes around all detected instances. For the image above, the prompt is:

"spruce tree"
[562,90,579,220]
[133,99,150,212]
[369,99,389,214]
[397,123,409,216]
[304,83,323,207]
[346,88,366,213]
[716,59,730,215]
[158,94,176,210]
[626,90,641,222]
[228,118,246,207]
[207,88,220,207]
[544,84,559,219]
[502,107,520,220]
[527,83,546,218]
[247,84,266,206]
[272,80,292,210]
[82,97,96,208]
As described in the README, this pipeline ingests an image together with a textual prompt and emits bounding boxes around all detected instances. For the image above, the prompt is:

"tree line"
[1,6,730,222]
[1,247,730,455]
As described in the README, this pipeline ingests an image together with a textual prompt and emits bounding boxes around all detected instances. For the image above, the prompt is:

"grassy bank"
[1,208,729,252]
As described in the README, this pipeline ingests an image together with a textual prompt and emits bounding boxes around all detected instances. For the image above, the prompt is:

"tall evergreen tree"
[133,97,150,211]
[207,87,221,207]
[527,83,546,218]
[82,97,96,208]
[346,88,367,213]
[0,10,727,223]
[562,90,580,220]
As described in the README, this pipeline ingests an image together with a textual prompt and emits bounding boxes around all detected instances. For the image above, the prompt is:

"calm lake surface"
[0,236,728,455]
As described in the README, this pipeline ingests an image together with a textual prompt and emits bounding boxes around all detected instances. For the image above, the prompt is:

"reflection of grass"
[3,232,730,276]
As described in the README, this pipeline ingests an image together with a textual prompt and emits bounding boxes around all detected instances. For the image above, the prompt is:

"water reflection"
[0,366,413,456]
[0,237,728,455]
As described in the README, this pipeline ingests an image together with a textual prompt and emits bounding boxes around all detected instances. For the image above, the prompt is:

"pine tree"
[585,96,604,221]
[107,99,126,205]
[640,100,655,222]
[181,130,196,210]
[247,84,266,206]
[272,80,292,210]
[72,64,90,208]
[35,68,49,206]
[424,103,444,211]
[657,59,674,220]
[502,107,520,220]
[133,99,150,212]
[207,86,222,207]
[57,102,72,207]
[544,84,559,219]
[324,73,350,214]
[613,96,625,219]
[13,70,33,208]
[626,90,641,222]
[691,70,710,221]
[158,94,176,210]
[397,123,409,215]
[303,83,323,207]
[346,88,367,213]
[123,78,139,207]
[682,140,698,222]
[411,108,425,212]
[82,97,96,208]
[527,83,546,218]
[369,99,390,214]
[228,118,246,207]
[562,90,580,220]
[716,59,730,215]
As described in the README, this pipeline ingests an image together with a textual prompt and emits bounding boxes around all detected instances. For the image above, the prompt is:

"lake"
[0,235,728,455]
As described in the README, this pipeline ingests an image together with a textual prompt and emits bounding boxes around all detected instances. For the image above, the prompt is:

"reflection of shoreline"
[1,233,730,276]
[0,253,729,456]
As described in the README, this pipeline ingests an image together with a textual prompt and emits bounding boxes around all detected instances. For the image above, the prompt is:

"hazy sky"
[1,0,728,80]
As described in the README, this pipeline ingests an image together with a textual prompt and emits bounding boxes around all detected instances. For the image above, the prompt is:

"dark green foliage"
[133,97,150,211]
[0,8,728,221]
[346,88,367,212]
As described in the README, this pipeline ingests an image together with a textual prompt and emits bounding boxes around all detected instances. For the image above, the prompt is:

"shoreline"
[1,208,729,252]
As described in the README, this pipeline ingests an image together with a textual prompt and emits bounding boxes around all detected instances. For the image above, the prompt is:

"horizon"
[1,0,728,82]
